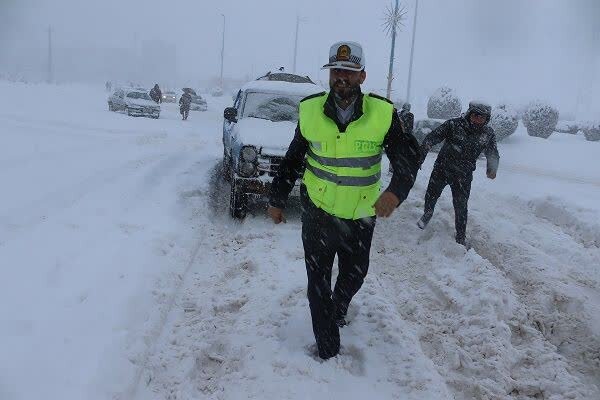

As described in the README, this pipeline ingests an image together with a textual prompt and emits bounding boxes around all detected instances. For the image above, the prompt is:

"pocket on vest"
[353,188,378,219]
[306,180,333,209]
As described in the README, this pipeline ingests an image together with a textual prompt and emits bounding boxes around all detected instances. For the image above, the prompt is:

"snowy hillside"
[1,82,599,400]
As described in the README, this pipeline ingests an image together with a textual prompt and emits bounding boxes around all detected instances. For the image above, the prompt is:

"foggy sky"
[1,0,599,116]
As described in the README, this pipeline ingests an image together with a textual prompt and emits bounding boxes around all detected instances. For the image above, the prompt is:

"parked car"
[222,75,324,219]
[108,88,160,119]
[190,94,208,111]
[181,88,207,111]
[161,90,177,103]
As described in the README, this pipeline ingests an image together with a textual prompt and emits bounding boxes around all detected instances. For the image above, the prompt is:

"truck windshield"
[243,92,304,122]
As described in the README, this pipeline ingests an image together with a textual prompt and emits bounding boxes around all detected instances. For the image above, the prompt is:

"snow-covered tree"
[427,87,462,119]
[522,101,559,139]
[490,104,518,141]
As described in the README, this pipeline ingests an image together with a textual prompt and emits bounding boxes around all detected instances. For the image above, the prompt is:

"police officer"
[417,101,499,245]
[268,41,421,360]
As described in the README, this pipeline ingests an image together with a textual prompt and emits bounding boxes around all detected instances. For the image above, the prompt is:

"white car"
[221,73,324,218]
[108,88,160,119]
[161,90,177,103]
[190,94,208,111]
[211,86,224,97]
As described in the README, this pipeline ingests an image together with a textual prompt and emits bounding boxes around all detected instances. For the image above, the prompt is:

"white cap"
[321,41,365,71]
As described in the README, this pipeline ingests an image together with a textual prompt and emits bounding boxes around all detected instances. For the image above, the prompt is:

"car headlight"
[241,146,258,163]
[238,162,257,177]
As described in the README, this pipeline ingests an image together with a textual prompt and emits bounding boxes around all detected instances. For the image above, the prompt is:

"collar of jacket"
[323,90,364,132]
[460,116,488,135]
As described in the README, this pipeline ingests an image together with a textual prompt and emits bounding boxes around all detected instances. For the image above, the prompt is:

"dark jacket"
[179,92,192,109]
[150,86,162,103]
[421,115,499,176]
[269,91,421,210]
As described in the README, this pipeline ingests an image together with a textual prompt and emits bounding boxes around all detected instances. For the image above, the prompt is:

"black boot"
[417,210,433,229]
[333,304,348,328]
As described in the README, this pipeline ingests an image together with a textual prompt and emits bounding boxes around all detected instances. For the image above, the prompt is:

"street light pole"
[293,15,299,74]
[406,0,419,104]
[47,25,53,83]
[382,1,406,100]
[385,0,399,100]
[220,14,225,87]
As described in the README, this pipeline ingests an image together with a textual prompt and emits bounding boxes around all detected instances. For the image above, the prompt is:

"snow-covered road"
[1,82,598,400]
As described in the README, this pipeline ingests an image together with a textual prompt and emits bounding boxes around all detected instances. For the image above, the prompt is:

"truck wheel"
[229,181,247,219]
[222,153,232,182]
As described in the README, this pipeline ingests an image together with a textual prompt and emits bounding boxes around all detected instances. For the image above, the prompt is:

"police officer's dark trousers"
[424,164,472,241]
[300,190,375,359]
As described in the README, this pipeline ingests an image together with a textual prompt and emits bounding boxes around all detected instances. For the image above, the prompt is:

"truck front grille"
[257,155,283,177]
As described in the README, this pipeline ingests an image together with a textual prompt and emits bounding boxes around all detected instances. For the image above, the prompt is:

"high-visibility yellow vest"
[300,93,393,219]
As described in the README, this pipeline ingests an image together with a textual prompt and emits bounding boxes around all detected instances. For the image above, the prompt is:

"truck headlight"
[241,146,258,163]
[238,162,257,177]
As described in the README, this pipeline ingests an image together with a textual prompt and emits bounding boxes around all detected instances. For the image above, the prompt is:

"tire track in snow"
[128,221,268,398]
[127,163,276,399]
[117,160,225,400]
[119,223,208,400]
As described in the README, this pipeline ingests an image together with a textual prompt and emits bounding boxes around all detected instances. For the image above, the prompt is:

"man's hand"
[268,206,286,224]
[374,192,400,218]
[487,170,496,179]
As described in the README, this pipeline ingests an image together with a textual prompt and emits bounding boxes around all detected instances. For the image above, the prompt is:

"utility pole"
[293,15,299,74]
[386,0,399,99]
[383,1,406,100]
[406,0,419,104]
[220,14,225,87]
[47,25,53,83]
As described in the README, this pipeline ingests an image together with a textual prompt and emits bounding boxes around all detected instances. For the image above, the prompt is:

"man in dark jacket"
[390,102,414,173]
[179,91,192,120]
[268,41,421,360]
[417,101,499,245]
[399,102,414,136]
[149,84,162,104]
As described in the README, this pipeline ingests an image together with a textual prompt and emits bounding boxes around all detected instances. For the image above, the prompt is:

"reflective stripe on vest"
[305,163,381,186]
[299,93,393,219]
[306,147,382,169]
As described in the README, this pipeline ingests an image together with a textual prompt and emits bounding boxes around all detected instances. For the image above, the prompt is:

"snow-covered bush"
[427,87,462,119]
[490,104,518,141]
[555,121,581,135]
[522,101,559,139]
[581,121,600,141]
[413,119,444,151]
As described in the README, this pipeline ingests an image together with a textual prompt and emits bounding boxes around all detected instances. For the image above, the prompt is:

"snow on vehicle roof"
[122,87,148,93]
[240,80,325,97]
